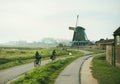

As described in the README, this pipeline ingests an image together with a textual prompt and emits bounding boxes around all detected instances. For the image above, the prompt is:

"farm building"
[114,27,120,67]
[95,39,114,50]
[105,27,120,68]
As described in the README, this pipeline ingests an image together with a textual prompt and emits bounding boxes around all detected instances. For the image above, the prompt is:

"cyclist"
[34,51,41,66]
[50,50,56,61]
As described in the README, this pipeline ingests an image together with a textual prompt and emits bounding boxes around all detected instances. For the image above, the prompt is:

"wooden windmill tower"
[69,15,89,46]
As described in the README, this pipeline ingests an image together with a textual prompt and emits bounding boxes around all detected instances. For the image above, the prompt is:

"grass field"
[0,47,77,70]
[81,47,105,54]
[92,54,120,84]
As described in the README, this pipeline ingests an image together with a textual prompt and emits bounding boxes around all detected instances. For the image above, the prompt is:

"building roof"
[114,27,120,36]
[96,39,114,45]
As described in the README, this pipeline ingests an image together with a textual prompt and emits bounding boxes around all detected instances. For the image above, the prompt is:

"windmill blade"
[69,27,75,30]
[75,15,79,27]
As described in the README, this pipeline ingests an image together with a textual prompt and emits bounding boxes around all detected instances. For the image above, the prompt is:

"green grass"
[0,47,76,70]
[84,48,105,54]
[91,54,120,84]
[10,56,80,84]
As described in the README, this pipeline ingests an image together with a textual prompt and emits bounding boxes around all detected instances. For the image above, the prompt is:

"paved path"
[81,57,98,84]
[78,50,93,55]
[55,55,92,84]
[0,60,50,84]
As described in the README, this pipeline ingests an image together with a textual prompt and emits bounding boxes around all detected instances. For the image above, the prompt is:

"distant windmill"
[69,15,89,46]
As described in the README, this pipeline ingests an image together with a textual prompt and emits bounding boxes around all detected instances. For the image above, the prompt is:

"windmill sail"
[69,27,75,30]
[75,15,79,27]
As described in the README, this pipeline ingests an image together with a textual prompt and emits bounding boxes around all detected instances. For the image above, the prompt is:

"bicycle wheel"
[34,60,37,67]
[34,59,41,67]
[38,60,41,66]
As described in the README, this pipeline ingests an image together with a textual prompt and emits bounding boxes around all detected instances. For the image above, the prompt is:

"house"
[106,27,120,68]
[95,39,114,49]
[96,39,114,65]
[113,27,120,67]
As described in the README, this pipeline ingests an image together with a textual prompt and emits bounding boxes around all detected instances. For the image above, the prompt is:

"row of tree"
[0,38,72,47]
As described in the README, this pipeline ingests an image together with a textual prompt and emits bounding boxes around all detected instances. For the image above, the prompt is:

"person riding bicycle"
[50,50,56,61]
[34,51,41,65]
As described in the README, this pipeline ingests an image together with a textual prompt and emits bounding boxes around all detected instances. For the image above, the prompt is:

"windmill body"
[70,26,89,46]
[69,15,89,46]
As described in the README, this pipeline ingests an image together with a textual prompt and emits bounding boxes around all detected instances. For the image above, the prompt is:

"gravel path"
[81,57,98,84]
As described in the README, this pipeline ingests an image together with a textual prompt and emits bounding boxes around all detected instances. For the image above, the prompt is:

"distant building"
[95,38,114,65]
[95,39,114,49]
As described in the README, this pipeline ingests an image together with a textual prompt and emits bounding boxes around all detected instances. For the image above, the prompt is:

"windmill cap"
[76,26,85,30]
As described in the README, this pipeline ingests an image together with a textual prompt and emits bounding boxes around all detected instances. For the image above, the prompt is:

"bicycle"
[50,55,56,62]
[34,59,41,67]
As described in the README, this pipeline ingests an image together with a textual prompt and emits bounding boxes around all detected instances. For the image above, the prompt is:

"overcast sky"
[0,0,120,43]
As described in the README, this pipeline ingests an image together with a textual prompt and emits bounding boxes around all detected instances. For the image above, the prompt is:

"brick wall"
[115,45,120,67]
[106,45,112,64]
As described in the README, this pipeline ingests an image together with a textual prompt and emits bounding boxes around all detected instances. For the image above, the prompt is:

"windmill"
[69,15,89,46]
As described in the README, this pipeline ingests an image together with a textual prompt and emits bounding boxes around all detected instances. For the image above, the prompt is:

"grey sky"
[0,0,120,43]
